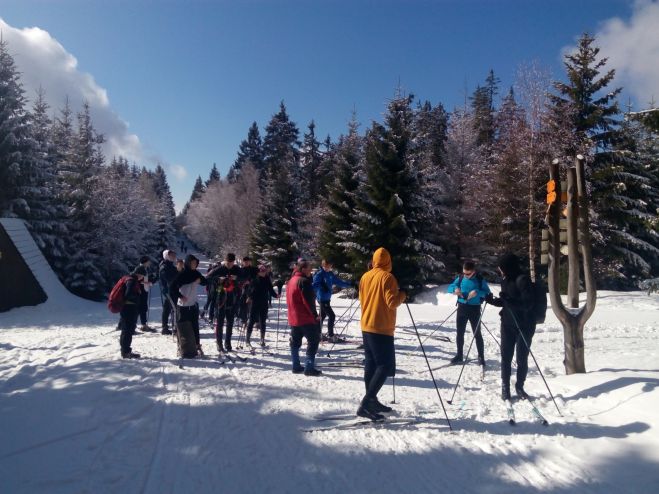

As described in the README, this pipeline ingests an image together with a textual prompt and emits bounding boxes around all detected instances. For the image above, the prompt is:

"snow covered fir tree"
[0,39,177,300]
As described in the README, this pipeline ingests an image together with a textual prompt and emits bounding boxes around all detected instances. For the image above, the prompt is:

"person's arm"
[331,273,352,289]
[479,279,492,301]
[383,274,406,309]
[124,277,140,304]
[267,278,278,298]
[301,278,319,318]
[311,271,322,291]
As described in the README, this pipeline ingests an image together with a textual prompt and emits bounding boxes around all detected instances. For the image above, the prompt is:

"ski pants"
[319,301,336,336]
[138,289,149,325]
[177,304,200,345]
[204,285,217,319]
[456,303,484,359]
[362,331,395,400]
[161,295,173,330]
[290,324,321,357]
[500,321,536,390]
[246,303,268,340]
[119,303,139,354]
[216,303,236,347]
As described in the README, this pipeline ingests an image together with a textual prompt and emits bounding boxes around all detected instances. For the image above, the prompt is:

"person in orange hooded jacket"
[357,247,406,420]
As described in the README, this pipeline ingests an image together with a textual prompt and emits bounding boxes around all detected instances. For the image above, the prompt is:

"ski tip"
[509,419,516,425]
[446,400,453,405]
[542,420,549,426]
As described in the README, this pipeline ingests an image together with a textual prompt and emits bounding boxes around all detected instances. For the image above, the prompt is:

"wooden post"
[566,168,580,308]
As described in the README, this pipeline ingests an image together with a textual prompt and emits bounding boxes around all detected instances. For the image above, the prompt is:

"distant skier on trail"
[447,260,491,367]
[286,259,322,376]
[312,259,353,343]
[357,247,406,421]
[485,253,535,401]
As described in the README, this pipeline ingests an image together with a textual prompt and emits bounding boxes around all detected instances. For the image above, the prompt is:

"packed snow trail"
[1,260,658,493]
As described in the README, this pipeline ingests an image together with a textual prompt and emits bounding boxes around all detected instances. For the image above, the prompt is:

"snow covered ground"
[1,254,658,493]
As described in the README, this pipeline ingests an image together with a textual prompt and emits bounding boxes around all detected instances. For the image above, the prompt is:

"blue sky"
[1,0,656,211]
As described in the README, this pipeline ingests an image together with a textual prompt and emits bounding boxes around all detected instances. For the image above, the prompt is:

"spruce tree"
[300,120,323,205]
[347,94,439,290]
[318,116,362,276]
[206,163,220,187]
[227,122,264,181]
[470,70,500,147]
[262,101,300,179]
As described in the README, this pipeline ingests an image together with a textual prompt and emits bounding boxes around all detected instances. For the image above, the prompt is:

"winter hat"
[162,249,170,260]
[132,266,148,277]
[497,253,520,277]
[184,254,199,269]
[258,264,268,273]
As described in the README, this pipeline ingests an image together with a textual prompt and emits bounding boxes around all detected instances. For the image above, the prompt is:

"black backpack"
[528,277,548,324]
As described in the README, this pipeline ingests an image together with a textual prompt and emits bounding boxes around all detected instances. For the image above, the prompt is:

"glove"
[485,293,495,304]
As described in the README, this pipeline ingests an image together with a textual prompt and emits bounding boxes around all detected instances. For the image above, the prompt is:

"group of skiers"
[114,243,540,420]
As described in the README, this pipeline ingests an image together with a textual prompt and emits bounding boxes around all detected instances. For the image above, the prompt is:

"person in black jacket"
[486,253,535,401]
[120,266,147,358]
[245,264,279,348]
[206,253,241,352]
[237,256,259,325]
[159,249,178,335]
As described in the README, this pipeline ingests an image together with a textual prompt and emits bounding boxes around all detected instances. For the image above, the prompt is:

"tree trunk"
[560,312,586,374]
[566,169,580,308]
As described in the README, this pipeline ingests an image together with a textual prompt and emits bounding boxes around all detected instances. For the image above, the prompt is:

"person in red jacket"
[286,259,322,376]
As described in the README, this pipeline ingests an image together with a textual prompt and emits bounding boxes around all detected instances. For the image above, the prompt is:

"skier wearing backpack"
[312,259,353,343]
[117,266,147,359]
[485,253,535,401]
[170,254,207,358]
[244,264,279,348]
[159,250,178,335]
[447,260,491,366]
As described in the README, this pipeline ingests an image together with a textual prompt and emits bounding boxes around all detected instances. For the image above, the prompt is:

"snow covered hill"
[0,280,658,493]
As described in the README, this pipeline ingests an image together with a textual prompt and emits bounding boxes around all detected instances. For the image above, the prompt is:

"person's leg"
[362,332,376,393]
[290,326,304,372]
[467,305,485,362]
[515,324,536,393]
[326,303,336,337]
[453,304,468,362]
[245,305,258,344]
[365,333,395,400]
[319,301,328,332]
[500,323,516,399]
[161,297,172,333]
[259,305,268,342]
[216,305,226,349]
[139,291,148,326]
[225,304,235,349]
[303,324,322,375]
[191,304,200,347]
[120,305,139,356]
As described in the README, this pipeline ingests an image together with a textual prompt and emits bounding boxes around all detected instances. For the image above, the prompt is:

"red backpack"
[107,275,135,313]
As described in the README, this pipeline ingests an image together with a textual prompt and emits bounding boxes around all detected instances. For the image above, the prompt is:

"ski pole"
[447,303,487,404]
[327,299,360,356]
[480,321,501,350]
[417,307,458,350]
[275,294,282,350]
[392,376,396,404]
[406,303,453,431]
[507,308,562,416]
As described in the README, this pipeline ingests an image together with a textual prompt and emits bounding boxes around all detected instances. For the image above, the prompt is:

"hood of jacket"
[372,247,392,273]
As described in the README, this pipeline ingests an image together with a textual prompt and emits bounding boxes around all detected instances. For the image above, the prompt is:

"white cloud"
[591,0,659,106]
[0,17,187,182]
[169,164,188,180]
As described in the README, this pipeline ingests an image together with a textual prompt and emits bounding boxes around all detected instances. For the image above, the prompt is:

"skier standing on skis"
[118,266,147,359]
[485,253,535,401]
[244,264,279,349]
[286,259,322,376]
[447,260,491,367]
[238,256,258,326]
[158,249,178,335]
[357,247,406,420]
[170,254,207,357]
[207,253,241,352]
[312,259,353,343]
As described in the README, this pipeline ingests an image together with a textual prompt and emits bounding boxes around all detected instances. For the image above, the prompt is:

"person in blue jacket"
[312,259,353,342]
[447,260,491,366]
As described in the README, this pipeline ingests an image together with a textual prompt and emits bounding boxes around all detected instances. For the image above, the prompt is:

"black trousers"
[178,304,200,345]
[216,303,236,346]
[319,301,336,335]
[119,304,139,354]
[290,324,321,357]
[362,332,395,400]
[246,303,268,339]
[500,322,536,389]
[456,303,484,359]
[138,290,149,325]
[161,296,173,330]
